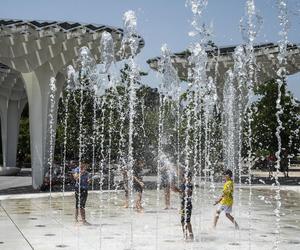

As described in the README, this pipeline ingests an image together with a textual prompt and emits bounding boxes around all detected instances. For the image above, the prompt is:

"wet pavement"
[0,186,299,250]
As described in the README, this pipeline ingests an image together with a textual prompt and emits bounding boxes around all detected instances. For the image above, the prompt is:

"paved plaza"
[0,187,300,250]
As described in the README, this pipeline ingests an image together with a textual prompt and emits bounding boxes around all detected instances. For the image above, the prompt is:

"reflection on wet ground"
[0,187,299,249]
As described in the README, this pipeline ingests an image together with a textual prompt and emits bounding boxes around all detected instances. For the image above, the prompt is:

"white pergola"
[147,43,300,96]
[0,19,144,188]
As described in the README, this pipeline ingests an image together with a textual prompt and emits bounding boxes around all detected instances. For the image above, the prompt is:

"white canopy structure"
[0,19,144,188]
[147,43,300,95]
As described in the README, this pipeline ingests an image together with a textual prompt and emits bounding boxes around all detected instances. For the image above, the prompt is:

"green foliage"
[54,65,161,170]
[17,104,31,165]
[250,80,300,159]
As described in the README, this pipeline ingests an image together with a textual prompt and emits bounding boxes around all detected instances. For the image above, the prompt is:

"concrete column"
[6,99,26,167]
[21,63,63,189]
[0,96,26,167]
[22,71,44,188]
[0,97,8,167]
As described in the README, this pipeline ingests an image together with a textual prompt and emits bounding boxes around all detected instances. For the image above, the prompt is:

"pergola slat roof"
[0,19,145,48]
[0,17,145,100]
[147,42,300,85]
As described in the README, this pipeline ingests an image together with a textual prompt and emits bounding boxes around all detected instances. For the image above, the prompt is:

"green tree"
[250,79,300,159]
[54,64,161,171]
[17,104,31,165]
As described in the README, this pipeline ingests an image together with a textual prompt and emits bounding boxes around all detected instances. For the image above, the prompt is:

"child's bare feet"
[183,234,193,241]
[136,206,144,213]
[188,234,194,241]
[82,220,92,226]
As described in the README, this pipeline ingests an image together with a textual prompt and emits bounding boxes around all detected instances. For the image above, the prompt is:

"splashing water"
[121,10,141,250]
[158,44,181,100]
[100,31,115,73]
[232,44,248,245]
[186,0,211,244]
[48,77,57,205]
[60,86,71,246]
[186,0,209,39]
[241,0,261,248]
[223,69,236,173]
[67,33,118,97]
[122,10,139,57]
[64,21,124,249]
[40,2,299,249]
[273,0,289,248]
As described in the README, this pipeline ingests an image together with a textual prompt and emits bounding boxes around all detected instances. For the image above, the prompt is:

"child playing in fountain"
[161,161,177,210]
[133,159,145,212]
[213,169,239,229]
[120,164,129,208]
[73,162,91,225]
[174,170,194,240]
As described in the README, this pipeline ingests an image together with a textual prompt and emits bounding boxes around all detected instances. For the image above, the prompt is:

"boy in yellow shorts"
[213,169,239,229]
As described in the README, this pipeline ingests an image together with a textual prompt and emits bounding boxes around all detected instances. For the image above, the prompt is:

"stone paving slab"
[0,188,299,250]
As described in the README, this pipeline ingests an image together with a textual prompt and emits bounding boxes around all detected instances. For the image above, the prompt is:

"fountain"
[33,1,300,249]
[0,1,300,250]
[146,0,300,249]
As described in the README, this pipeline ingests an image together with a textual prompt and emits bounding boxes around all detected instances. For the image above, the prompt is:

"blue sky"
[1,0,300,98]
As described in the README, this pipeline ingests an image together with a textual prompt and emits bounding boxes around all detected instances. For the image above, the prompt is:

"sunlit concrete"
[0,187,299,250]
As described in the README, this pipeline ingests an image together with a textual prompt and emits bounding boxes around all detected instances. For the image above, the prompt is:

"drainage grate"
[35,224,46,227]
[288,240,300,245]
[56,244,68,248]
[44,234,56,236]
[229,242,240,246]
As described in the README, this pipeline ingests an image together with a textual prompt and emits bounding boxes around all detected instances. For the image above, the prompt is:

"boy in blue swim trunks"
[174,170,194,240]
[73,162,91,225]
